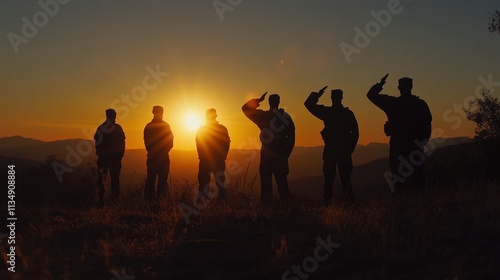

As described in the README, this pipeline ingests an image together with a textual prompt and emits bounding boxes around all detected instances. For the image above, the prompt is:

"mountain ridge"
[0,136,472,190]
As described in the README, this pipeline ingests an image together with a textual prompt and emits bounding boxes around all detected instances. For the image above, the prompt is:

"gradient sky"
[1,0,499,150]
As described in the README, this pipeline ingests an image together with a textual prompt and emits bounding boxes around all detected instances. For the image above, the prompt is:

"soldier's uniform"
[242,96,295,202]
[196,110,230,198]
[367,78,432,190]
[144,107,174,201]
[305,91,359,204]
[94,109,125,205]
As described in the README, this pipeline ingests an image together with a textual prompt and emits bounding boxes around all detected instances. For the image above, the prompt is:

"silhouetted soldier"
[94,108,125,206]
[144,106,174,201]
[196,108,231,199]
[305,87,359,205]
[367,75,432,192]
[242,93,295,203]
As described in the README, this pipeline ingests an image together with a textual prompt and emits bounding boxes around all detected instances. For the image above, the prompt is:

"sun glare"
[184,113,203,131]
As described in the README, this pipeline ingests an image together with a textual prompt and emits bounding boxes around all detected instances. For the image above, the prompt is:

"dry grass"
[1,170,500,279]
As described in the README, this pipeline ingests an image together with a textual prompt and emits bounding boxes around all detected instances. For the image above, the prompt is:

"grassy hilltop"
[1,143,500,279]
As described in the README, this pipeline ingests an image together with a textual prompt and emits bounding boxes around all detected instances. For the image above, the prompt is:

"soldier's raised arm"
[304,86,328,120]
[367,74,391,109]
[242,92,266,124]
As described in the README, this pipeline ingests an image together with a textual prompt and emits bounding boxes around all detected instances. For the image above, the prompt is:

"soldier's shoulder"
[196,125,206,133]
[218,123,229,130]
[114,123,124,130]
[418,96,429,105]
[144,121,153,128]
[344,107,356,115]
[411,95,430,106]
[281,109,293,119]
[115,124,125,135]
[160,120,171,128]
[97,122,107,130]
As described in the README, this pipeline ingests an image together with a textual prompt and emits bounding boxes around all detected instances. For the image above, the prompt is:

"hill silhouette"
[289,158,390,203]
[0,135,471,198]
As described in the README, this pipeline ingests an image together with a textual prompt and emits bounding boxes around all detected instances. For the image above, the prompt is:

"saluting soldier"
[305,86,359,205]
[242,93,295,203]
[367,75,432,192]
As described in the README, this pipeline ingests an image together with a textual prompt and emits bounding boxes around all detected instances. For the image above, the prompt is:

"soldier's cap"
[152,106,164,114]
[206,108,217,118]
[269,94,280,104]
[398,77,413,87]
[105,108,116,118]
[331,89,343,98]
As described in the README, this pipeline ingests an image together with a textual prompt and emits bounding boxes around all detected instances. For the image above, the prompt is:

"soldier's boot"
[324,196,333,206]
[109,194,119,205]
[217,187,227,201]
[342,183,354,207]
[97,193,104,208]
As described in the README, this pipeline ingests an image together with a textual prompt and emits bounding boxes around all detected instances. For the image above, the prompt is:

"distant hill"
[289,158,390,203]
[0,156,40,171]
[289,139,482,204]
[0,136,388,186]
[2,136,487,207]
[0,136,94,162]
[0,136,471,189]
[0,135,45,149]
[426,137,471,149]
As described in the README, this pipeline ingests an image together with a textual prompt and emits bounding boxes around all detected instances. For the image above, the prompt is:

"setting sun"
[184,113,203,131]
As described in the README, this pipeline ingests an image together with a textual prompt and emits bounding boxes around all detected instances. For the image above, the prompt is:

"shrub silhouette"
[488,10,500,35]
[465,90,500,179]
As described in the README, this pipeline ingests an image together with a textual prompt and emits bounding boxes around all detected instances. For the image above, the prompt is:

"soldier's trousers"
[97,157,121,203]
[259,154,290,202]
[323,147,353,202]
[389,140,425,191]
[145,156,170,200]
[198,160,226,198]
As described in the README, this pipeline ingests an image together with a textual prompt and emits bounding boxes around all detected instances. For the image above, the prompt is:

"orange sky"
[1,1,497,150]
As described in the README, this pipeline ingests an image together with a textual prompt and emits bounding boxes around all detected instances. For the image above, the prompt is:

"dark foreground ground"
[1,177,500,280]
